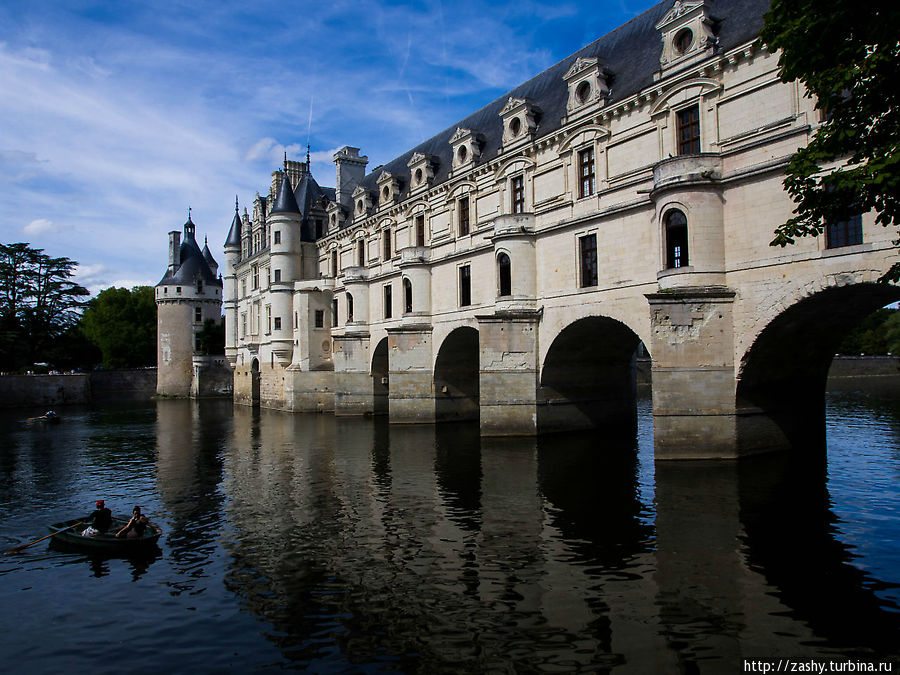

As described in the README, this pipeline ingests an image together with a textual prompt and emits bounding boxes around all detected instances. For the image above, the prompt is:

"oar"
[4,521,84,555]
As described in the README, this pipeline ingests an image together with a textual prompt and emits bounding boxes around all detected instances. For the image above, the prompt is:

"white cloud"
[23,218,55,235]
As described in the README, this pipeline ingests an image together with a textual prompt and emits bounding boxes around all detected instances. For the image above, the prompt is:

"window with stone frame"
[677,105,701,155]
[825,214,863,249]
[511,175,525,214]
[578,147,595,198]
[416,214,426,246]
[403,278,413,314]
[331,249,338,277]
[241,312,247,338]
[498,253,512,296]
[357,239,365,267]
[274,230,281,245]
[266,305,271,334]
[347,293,354,323]
[332,298,338,327]
[274,316,281,331]
[383,284,392,319]
[252,266,259,290]
[195,306,202,323]
[579,233,598,287]
[665,209,689,268]
[459,265,472,307]
[383,228,392,260]
[314,310,324,328]
[274,269,281,283]
[458,197,470,236]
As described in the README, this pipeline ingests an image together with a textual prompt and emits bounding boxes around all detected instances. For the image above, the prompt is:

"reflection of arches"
[737,283,900,452]
[539,316,647,434]
[434,327,480,422]
[250,358,261,406]
[664,209,688,268]
[371,337,389,415]
[497,252,511,297]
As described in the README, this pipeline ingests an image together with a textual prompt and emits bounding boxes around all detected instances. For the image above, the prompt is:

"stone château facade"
[222,0,900,458]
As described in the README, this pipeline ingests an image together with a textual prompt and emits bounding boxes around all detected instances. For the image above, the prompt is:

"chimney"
[168,230,181,272]
[333,146,368,209]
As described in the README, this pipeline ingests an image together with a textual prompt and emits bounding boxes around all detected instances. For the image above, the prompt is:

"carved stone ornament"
[562,57,609,115]
[450,128,482,170]
[500,97,539,147]
[407,153,436,189]
[655,0,717,70]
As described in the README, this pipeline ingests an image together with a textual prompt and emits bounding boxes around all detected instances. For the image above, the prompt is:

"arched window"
[347,293,354,323]
[403,278,413,314]
[665,209,689,269]
[498,252,512,297]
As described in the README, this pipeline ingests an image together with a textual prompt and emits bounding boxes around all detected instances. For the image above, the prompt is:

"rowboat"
[48,518,162,553]
[26,413,61,425]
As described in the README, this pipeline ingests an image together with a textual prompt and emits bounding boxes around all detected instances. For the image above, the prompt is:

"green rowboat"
[49,518,162,553]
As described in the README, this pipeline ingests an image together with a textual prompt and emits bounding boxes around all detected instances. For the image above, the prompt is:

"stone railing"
[652,154,722,191]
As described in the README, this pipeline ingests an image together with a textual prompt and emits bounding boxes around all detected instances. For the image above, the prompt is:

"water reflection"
[0,389,898,671]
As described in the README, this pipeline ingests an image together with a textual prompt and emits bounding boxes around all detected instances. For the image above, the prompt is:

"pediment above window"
[407,152,436,192]
[326,201,347,230]
[500,97,539,150]
[655,0,718,76]
[450,128,483,173]
[562,57,610,122]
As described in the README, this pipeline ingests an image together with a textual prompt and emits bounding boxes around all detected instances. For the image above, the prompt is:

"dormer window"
[655,0,718,76]
[499,97,539,151]
[450,128,482,174]
[563,57,609,122]
[407,153,436,193]
[326,202,347,230]
[352,186,372,219]
[377,171,400,208]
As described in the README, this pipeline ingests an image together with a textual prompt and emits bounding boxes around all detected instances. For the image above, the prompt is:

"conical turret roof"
[271,171,300,214]
[224,199,242,248]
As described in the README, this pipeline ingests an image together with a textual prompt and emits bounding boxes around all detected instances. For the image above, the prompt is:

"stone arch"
[371,337,389,415]
[434,326,480,423]
[497,251,512,297]
[538,316,648,435]
[736,282,900,453]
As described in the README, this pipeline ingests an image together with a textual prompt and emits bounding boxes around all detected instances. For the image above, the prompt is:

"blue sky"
[0,0,656,295]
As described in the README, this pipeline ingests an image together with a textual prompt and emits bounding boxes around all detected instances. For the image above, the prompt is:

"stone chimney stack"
[168,230,181,272]
[334,146,368,209]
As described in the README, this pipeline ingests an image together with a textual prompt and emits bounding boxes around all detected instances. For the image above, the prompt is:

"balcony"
[652,154,722,192]
[399,246,430,266]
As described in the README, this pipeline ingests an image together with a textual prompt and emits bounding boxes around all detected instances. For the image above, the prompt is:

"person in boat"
[82,499,113,537]
[116,506,150,539]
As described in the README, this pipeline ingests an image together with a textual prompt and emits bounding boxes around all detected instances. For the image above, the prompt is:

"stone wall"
[0,369,157,408]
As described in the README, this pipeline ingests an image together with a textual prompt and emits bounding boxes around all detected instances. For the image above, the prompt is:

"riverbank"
[0,369,156,407]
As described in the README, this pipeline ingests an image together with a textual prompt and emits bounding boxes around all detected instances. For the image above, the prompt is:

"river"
[0,383,897,673]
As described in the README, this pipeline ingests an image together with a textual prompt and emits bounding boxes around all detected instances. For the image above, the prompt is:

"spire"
[306,144,311,167]
[184,207,195,239]
[271,163,300,214]
[225,195,243,247]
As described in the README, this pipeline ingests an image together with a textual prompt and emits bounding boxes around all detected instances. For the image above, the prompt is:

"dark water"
[0,386,898,673]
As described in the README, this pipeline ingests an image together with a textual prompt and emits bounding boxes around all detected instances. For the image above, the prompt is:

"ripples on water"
[0,390,897,673]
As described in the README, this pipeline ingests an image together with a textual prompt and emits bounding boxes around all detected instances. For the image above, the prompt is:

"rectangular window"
[314,310,324,328]
[416,214,426,246]
[273,230,281,244]
[241,279,246,297]
[252,266,259,290]
[266,305,271,334]
[241,313,247,338]
[383,229,392,260]
[274,269,281,283]
[383,284,392,319]
[332,298,339,327]
[176,286,181,294]
[579,234,598,287]
[826,214,863,249]
[195,307,202,323]
[458,197,470,236]
[677,105,701,155]
[294,311,298,329]
[578,148,595,198]
[274,316,281,331]
[511,175,525,214]
[331,250,338,277]
[357,239,365,267]
[459,265,472,307]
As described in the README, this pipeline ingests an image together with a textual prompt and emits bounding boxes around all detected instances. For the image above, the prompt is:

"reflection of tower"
[156,212,224,397]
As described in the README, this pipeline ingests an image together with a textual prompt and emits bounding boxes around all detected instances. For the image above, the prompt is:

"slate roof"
[348,0,769,208]
[271,169,333,242]
[224,207,242,248]
[158,218,223,287]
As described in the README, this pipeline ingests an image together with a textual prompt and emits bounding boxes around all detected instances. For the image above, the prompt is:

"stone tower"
[155,212,224,396]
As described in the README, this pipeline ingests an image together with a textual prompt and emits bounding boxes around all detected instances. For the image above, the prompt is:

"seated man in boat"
[82,499,113,537]
[116,506,150,539]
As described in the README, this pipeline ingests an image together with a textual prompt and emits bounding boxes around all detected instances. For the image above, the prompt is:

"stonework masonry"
[222,0,900,459]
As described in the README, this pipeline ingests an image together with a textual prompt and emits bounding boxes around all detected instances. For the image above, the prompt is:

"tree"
[80,286,157,368]
[760,0,900,279]
[0,242,90,372]
[195,318,225,356]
